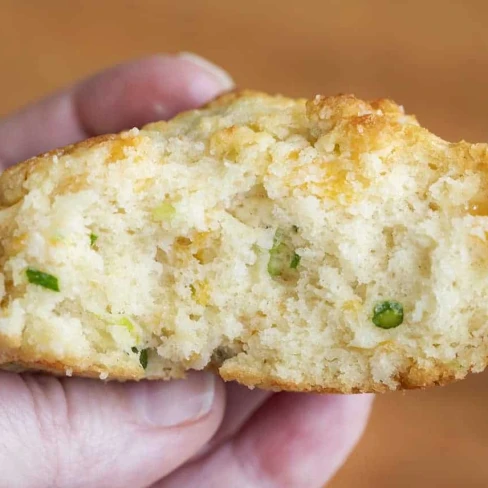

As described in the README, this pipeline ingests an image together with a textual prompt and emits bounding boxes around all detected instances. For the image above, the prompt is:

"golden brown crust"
[201,89,270,109]
[0,356,465,393]
[0,359,138,380]
[219,361,464,393]
[0,134,119,206]
[0,91,410,206]
[0,350,143,380]
[0,333,470,392]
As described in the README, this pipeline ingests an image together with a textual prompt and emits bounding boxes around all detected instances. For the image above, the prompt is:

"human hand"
[0,54,373,488]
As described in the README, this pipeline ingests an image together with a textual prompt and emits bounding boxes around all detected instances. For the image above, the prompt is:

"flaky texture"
[0,91,487,393]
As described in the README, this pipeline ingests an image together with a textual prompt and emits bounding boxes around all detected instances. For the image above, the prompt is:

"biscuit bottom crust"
[0,91,487,393]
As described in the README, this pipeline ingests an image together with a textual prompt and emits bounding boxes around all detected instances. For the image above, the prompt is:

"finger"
[0,371,225,488]
[158,393,373,488]
[214,383,271,445]
[0,53,234,168]
[194,382,272,460]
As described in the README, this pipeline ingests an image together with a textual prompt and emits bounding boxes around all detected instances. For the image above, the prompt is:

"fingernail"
[179,52,235,90]
[178,53,235,105]
[128,372,216,427]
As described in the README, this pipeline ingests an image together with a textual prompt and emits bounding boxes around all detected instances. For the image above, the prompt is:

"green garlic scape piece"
[26,268,60,292]
[268,241,290,276]
[372,301,404,329]
[89,233,98,247]
[267,228,301,276]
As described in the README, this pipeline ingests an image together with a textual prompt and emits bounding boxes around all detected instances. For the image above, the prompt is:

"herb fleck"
[132,347,149,369]
[26,268,60,292]
[139,349,149,369]
[290,252,301,269]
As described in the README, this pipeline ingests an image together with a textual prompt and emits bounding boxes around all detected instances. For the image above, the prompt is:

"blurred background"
[1,1,488,486]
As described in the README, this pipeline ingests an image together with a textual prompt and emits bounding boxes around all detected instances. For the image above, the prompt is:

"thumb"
[0,371,224,488]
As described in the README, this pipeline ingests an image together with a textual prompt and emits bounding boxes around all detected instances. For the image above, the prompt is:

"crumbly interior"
[1,91,488,392]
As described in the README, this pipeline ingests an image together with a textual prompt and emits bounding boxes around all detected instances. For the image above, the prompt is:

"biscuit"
[0,91,487,393]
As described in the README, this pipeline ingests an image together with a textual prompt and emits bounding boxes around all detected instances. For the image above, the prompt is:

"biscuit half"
[0,91,487,393]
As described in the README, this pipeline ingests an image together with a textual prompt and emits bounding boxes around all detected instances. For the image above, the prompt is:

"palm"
[0,54,372,488]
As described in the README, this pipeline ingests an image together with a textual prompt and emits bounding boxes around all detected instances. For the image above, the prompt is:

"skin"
[0,54,374,488]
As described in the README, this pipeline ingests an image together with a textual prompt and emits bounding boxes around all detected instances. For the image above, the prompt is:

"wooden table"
[2,1,488,486]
